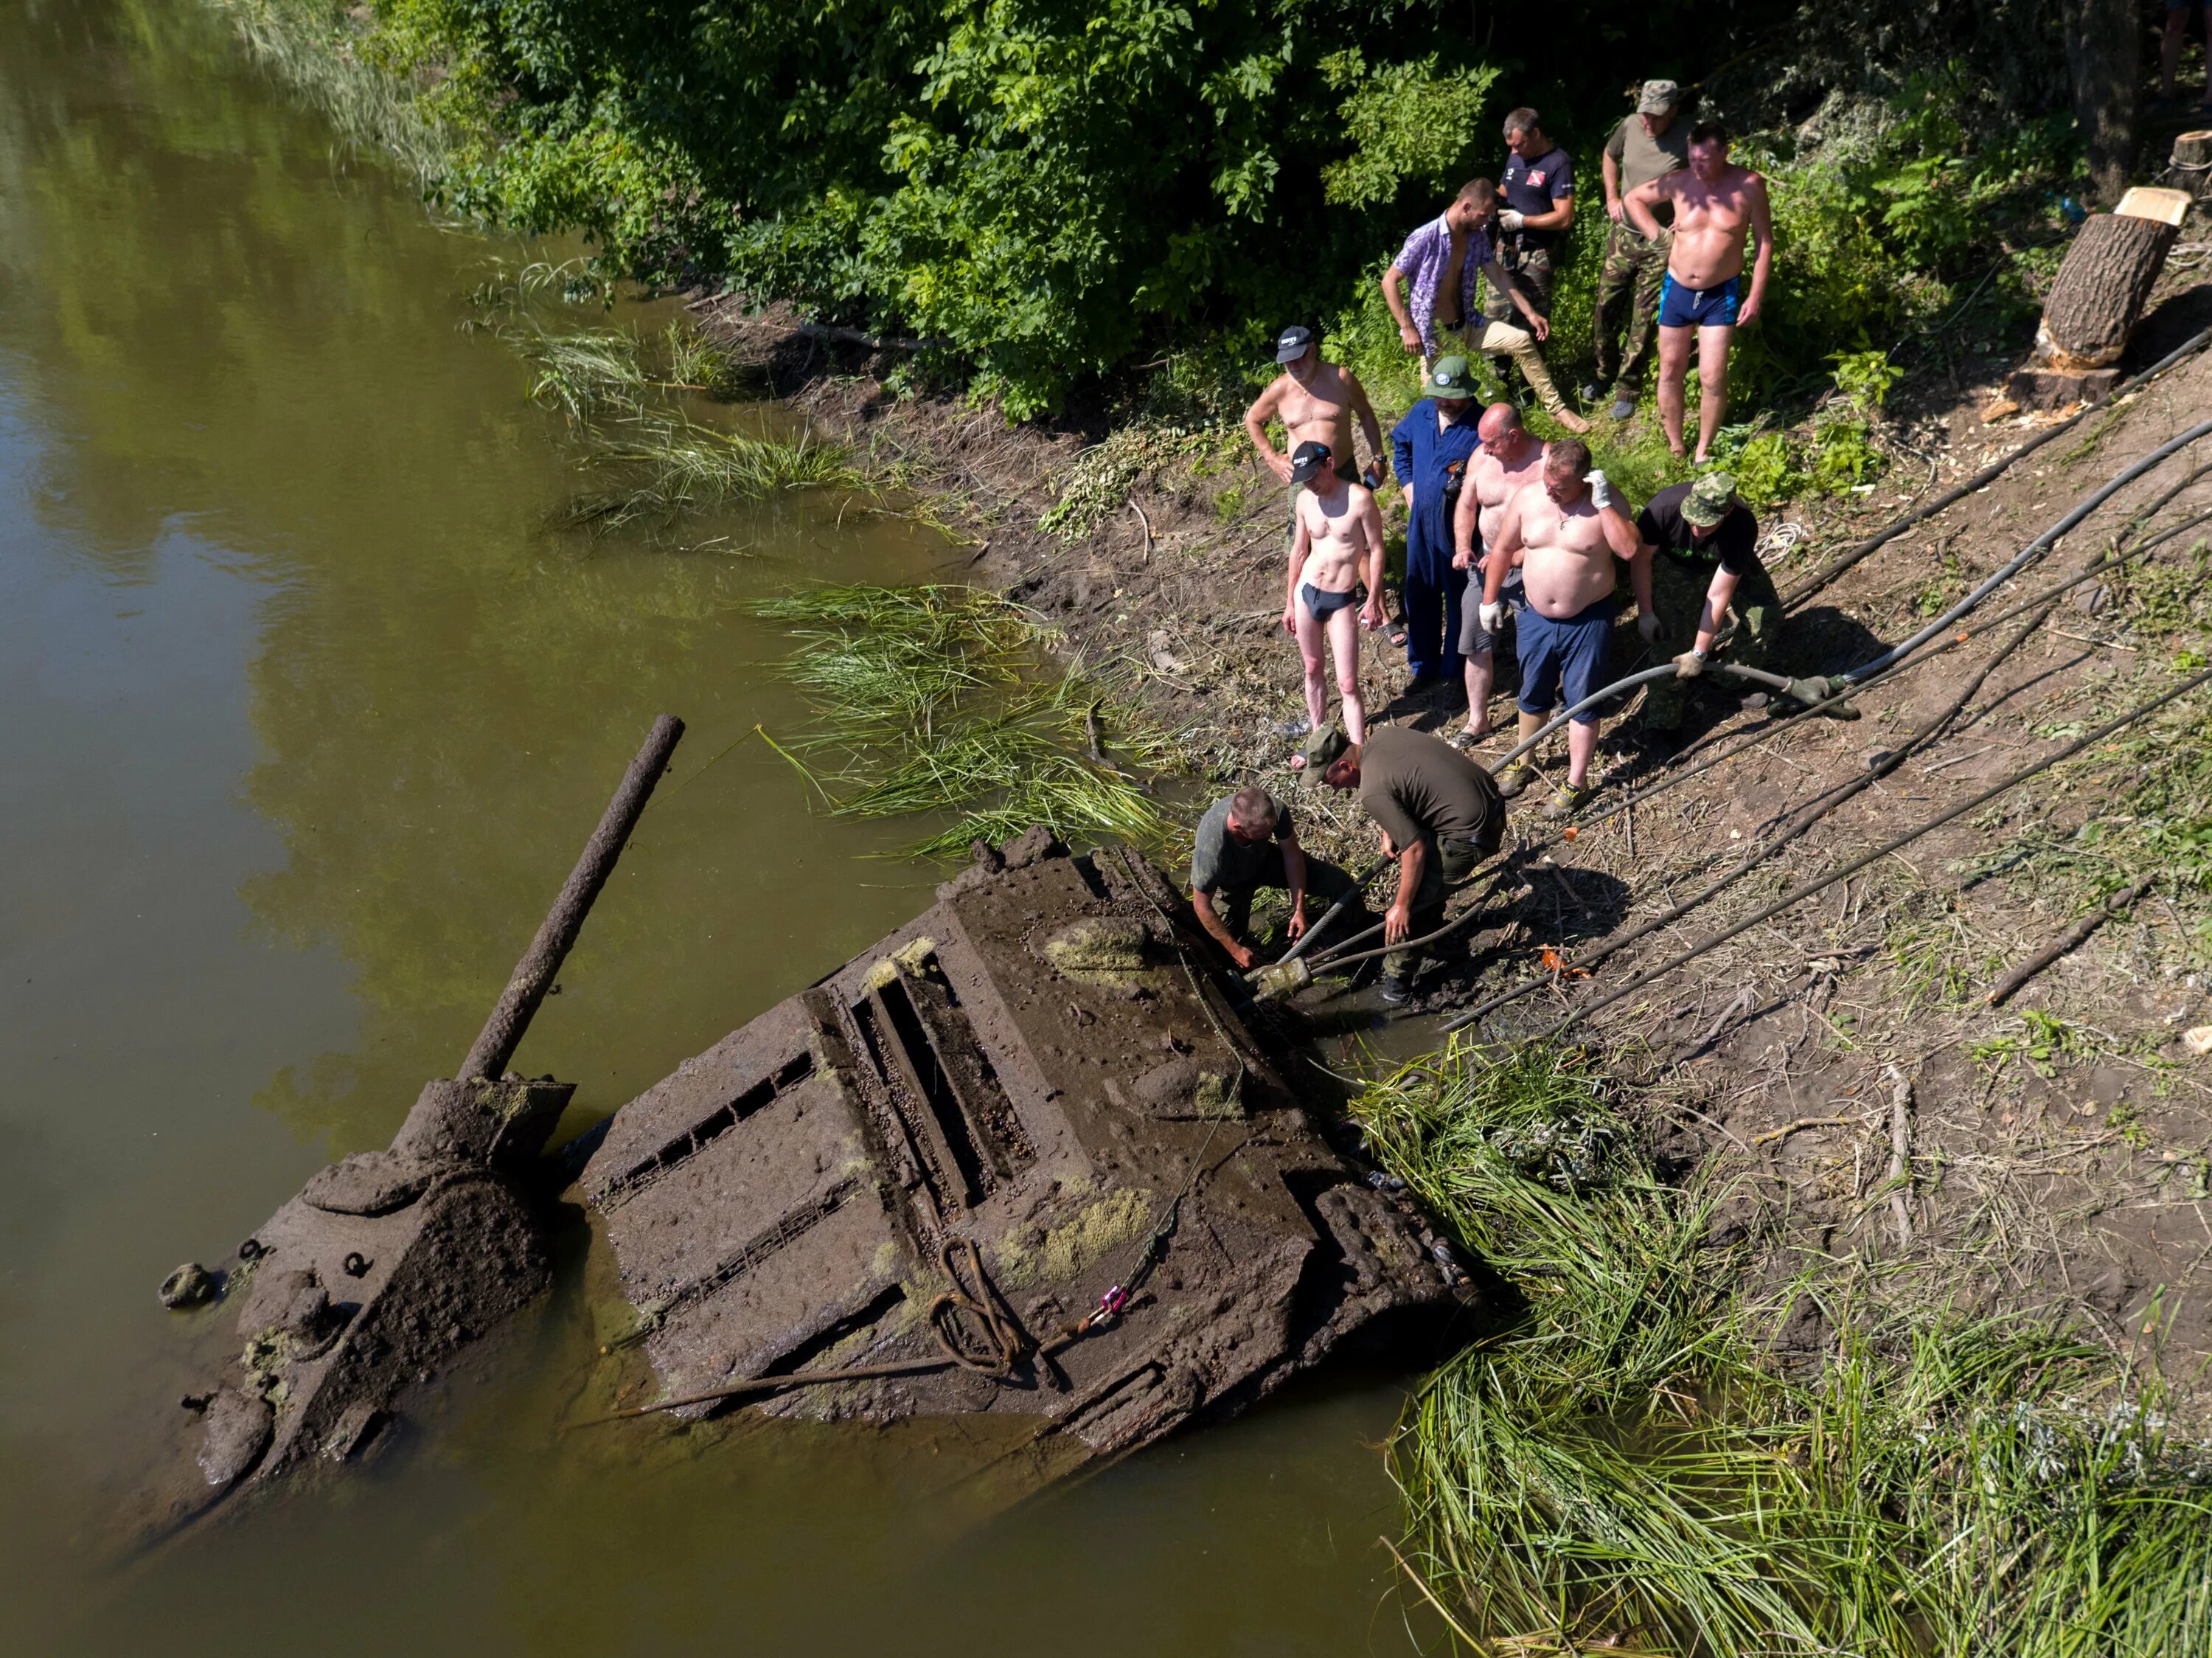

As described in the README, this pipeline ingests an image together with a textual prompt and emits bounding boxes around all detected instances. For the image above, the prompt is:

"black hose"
[1779,324,2212,608]
[1537,665,2212,1040]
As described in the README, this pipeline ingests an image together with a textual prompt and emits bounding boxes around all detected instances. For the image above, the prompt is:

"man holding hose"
[1313,725,1506,1005]
[1187,783,1360,970]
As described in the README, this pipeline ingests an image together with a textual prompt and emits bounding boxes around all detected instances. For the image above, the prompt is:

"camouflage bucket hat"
[1681,471,1739,527]
[1422,355,1479,400]
[1638,79,1682,115]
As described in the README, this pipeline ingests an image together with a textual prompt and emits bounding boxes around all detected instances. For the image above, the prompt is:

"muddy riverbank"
[697,290,2212,1391]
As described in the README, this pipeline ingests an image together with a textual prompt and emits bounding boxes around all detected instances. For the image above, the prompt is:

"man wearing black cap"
[1315,724,1506,1004]
[1244,325,1385,554]
[1283,439,1385,749]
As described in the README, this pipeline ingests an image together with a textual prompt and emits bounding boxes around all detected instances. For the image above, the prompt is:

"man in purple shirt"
[1381,181,1589,433]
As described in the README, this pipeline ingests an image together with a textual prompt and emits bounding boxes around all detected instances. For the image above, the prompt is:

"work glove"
[1637,611,1663,645]
[1584,468,1615,510]
[1497,209,1526,232]
[1672,649,1705,679]
[1478,600,1505,634]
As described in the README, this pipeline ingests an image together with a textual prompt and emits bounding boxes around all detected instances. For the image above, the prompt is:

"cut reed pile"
[1353,1040,2212,1657]
[754,585,1178,858]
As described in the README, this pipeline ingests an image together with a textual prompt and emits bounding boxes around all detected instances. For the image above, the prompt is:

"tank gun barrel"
[459,714,684,1081]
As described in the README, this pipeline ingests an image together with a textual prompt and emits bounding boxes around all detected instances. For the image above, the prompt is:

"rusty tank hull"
[575,830,1470,1469]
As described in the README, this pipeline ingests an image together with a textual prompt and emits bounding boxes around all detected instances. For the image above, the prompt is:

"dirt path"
[700,293,2212,1388]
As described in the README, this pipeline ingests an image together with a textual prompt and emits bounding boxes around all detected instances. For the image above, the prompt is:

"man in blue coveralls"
[1390,355,1484,696]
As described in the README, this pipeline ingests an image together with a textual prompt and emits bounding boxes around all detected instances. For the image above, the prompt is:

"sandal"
[1385,622,1408,648]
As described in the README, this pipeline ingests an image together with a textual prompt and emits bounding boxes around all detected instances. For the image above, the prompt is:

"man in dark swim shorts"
[1656,272,1739,330]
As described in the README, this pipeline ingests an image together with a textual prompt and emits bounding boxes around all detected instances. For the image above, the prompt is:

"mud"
[578,833,1470,1468]
[694,284,2212,1395]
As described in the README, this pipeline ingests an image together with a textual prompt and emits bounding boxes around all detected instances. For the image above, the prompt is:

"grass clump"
[523,327,649,424]
[1351,1038,2212,1657]
[754,585,1175,858]
[574,415,861,528]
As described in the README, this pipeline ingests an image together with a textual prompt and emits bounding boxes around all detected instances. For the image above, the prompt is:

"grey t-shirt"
[1605,116,1690,224]
[1190,793,1293,895]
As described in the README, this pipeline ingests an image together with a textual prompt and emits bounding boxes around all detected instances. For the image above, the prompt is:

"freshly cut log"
[2176,130,2212,174]
[2036,210,2180,370]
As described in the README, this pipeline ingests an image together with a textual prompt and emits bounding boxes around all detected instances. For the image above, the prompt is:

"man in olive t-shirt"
[1318,725,1506,1002]
[1593,81,1691,419]
[1187,783,1359,969]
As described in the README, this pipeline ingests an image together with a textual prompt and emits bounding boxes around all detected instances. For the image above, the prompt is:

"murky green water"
[0,2,1419,1649]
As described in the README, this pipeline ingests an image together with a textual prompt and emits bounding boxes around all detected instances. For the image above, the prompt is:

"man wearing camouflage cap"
[1592,80,1691,422]
[1634,471,1786,739]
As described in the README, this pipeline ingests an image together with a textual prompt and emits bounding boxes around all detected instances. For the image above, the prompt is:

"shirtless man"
[1281,441,1385,749]
[1481,440,1656,815]
[1450,403,1546,744]
[1623,120,1773,465]
[1245,324,1385,553]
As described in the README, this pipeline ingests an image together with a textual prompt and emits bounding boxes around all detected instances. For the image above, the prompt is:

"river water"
[0,2,1420,1649]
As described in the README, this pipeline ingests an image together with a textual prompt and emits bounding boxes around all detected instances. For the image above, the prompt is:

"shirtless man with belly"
[1481,439,1655,814]
[1282,440,1385,750]
[1623,120,1773,465]
[1245,324,1386,554]
[1450,403,1546,744]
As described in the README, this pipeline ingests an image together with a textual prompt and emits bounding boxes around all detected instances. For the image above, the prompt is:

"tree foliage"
[376,0,1511,413]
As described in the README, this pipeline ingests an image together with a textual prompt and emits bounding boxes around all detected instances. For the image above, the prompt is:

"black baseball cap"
[1275,325,1315,364]
[1289,440,1334,483]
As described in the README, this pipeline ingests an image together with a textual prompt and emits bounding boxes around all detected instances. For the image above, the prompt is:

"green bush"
[226,0,2081,424]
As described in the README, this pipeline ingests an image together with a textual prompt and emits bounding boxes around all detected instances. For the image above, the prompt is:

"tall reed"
[754,585,1173,857]
[1352,1038,2212,1657]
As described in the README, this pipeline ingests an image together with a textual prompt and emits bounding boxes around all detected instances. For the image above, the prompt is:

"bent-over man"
[1450,403,1546,745]
[1636,471,1784,739]
[1381,180,1590,432]
[1282,440,1385,746]
[1315,725,1506,1005]
[1244,323,1386,552]
[1624,119,1773,464]
[1188,784,1358,970]
[1594,80,1689,420]
[1482,439,1655,816]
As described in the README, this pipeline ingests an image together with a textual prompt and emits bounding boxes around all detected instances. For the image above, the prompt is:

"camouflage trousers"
[1481,243,1555,322]
[1641,551,1785,730]
[1593,225,1669,398]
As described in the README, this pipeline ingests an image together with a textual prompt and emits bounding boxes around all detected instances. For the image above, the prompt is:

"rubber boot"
[1496,711,1543,798]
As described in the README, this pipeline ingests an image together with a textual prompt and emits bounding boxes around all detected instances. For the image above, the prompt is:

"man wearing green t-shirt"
[1187,784,1359,969]
[1593,81,1690,421]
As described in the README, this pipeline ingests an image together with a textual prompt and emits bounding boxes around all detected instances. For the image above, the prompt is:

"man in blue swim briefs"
[1624,119,1773,465]
[1478,438,1655,818]
[1282,440,1385,751]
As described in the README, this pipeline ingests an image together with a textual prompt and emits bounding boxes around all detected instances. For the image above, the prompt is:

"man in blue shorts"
[1478,439,1655,816]
[1624,120,1773,465]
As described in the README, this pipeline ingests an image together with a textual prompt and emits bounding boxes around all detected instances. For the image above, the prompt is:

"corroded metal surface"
[582,833,1468,1467]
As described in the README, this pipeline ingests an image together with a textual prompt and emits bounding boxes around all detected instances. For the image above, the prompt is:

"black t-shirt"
[1500,146,1573,249]
[1359,727,1502,853]
[1638,482,1762,577]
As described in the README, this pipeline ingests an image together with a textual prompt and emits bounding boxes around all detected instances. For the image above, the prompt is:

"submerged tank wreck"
[142,716,1470,1539]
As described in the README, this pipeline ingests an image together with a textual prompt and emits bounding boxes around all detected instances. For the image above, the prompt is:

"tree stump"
[2169,130,2212,198]
[2037,210,2179,369]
